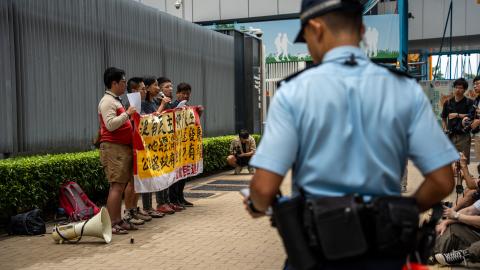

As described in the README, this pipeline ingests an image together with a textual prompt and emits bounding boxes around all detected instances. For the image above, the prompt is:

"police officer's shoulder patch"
[276,63,320,88]
[374,63,414,79]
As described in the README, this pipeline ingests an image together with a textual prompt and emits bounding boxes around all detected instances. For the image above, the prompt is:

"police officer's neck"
[316,35,361,63]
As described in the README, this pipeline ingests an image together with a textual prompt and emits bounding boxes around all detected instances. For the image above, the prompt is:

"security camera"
[248,28,263,38]
[174,0,182,9]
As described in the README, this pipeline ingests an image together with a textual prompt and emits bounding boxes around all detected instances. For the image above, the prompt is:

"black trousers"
[284,257,405,270]
[169,179,186,203]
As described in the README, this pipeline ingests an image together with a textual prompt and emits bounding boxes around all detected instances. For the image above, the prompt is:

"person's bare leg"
[134,193,140,209]
[124,181,136,210]
[227,155,238,167]
[107,182,127,224]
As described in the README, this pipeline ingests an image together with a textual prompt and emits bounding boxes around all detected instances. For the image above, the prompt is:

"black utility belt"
[306,195,419,259]
[272,195,420,270]
[449,132,468,136]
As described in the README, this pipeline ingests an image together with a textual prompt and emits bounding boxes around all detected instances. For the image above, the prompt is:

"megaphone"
[52,207,112,244]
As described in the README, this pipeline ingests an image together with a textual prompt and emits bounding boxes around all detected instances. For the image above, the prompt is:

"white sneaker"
[123,209,145,225]
[234,167,242,175]
[435,249,469,266]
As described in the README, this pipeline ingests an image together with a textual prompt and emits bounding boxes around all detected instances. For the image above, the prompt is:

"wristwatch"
[454,212,460,220]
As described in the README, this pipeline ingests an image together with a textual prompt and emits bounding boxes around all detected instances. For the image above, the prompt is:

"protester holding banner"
[133,85,203,208]
[169,83,198,207]
[98,67,138,234]
[140,77,170,217]
[118,77,154,224]
[141,77,161,115]
[153,77,185,213]
[156,77,174,113]
[122,77,146,109]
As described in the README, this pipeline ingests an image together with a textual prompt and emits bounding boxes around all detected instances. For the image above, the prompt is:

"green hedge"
[0,135,260,217]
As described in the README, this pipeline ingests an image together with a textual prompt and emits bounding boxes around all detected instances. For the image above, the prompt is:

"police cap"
[294,0,363,43]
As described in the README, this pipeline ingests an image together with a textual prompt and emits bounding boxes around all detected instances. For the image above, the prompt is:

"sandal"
[118,219,138,231]
[112,224,128,235]
[145,209,165,218]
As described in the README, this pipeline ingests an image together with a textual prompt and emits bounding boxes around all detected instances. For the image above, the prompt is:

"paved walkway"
[0,170,287,270]
[1,160,479,270]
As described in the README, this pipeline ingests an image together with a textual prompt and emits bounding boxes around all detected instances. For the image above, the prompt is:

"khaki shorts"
[99,142,133,184]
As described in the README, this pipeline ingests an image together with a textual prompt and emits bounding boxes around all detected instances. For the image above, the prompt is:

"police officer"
[244,0,458,269]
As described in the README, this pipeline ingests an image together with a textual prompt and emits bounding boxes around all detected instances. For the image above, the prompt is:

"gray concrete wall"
[0,0,235,155]
[409,0,480,41]
[137,0,480,51]
[135,0,301,22]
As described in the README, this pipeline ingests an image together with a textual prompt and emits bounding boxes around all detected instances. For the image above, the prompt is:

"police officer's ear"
[306,18,325,42]
[360,23,366,37]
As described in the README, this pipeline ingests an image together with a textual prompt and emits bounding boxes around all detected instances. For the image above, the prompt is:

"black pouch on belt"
[272,196,317,270]
[372,196,419,256]
[308,195,368,260]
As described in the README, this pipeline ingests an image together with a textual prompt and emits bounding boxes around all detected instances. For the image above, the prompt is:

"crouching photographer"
[452,153,480,210]
[441,78,476,164]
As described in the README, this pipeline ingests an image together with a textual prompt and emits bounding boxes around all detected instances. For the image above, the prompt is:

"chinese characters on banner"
[133,107,203,193]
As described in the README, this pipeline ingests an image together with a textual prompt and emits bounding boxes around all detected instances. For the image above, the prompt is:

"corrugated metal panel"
[0,0,16,154]
[204,32,235,136]
[12,0,105,153]
[1,0,235,155]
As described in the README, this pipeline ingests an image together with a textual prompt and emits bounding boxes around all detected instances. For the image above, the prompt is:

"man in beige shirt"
[98,67,137,235]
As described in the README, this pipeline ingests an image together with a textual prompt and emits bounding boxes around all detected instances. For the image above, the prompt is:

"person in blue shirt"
[244,0,457,269]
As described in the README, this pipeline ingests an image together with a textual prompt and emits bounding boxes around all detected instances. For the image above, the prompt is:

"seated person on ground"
[433,199,480,266]
[226,130,256,174]
[433,153,480,267]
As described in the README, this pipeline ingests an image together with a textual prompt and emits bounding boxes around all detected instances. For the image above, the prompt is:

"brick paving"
[0,170,287,270]
[1,158,479,270]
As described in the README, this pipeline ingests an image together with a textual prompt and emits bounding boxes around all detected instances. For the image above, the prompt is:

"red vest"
[99,106,133,145]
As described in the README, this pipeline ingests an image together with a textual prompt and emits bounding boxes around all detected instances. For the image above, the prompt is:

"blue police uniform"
[251,45,459,197]
[250,1,459,268]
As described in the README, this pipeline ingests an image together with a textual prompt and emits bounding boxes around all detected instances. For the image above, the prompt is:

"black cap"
[294,0,363,43]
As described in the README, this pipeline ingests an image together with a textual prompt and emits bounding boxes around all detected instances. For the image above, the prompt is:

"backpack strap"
[22,212,31,235]
[70,182,95,219]
[62,184,81,220]
[70,182,85,195]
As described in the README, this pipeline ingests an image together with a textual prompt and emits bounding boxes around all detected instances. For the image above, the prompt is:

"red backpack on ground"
[59,181,100,221]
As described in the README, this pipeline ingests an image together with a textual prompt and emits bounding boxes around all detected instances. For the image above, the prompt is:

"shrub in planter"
[0,134,261,218]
